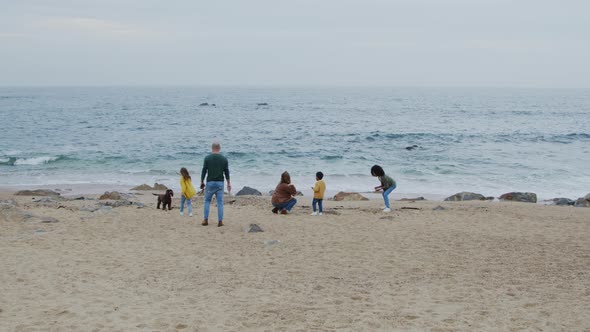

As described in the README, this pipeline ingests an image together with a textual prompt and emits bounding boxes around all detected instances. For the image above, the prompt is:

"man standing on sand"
[200,142,231,227]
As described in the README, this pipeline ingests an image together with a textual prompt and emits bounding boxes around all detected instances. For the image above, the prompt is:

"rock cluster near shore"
[130,183,168,191]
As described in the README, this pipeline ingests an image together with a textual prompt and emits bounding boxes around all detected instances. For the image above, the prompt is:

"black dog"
[153,189,174,210]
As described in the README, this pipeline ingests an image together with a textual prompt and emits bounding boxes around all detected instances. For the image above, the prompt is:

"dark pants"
[312,198,323,212]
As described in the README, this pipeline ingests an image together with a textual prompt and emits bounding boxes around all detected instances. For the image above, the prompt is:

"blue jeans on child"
[180,195,192,215]
[382,185,396,209]
[204,181,224,221]
[272,198,297,212]
[312,198,323,212]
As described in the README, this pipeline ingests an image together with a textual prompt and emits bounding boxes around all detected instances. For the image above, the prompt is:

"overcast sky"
[1,0,589,87]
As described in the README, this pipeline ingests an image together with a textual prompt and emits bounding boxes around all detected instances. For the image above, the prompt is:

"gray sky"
[1,0,589,87]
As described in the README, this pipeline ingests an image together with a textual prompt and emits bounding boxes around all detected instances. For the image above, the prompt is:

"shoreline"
[0,183,582,203]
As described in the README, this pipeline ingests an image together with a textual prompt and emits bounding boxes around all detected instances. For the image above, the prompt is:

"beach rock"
[40,216,59,223]
[101,200,132,208]
[95,206,113,214]
[14,189,60,197]
[211,103,216,107]
[199,102,209,106]
[131,184,153,191]
[545,198,575,206]
[257,102,269,106]
[236,186,262,196]
[405,145,419,150]
[32,197,61,203]
[99,191,122,200]
[499,192,537,203]
[153,183,168,191]
[0,199,17,209]
[444,192,485,201]
[433,205,446,211]
[246,224,264,233]
[574,195,590,207]
[333,192,369,201]
[264,239,280,247]
[399,197,425,201]
[484,196,495,201]
[133,202,145,208]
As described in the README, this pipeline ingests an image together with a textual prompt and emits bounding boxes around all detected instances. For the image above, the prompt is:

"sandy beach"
[1,190,589,331]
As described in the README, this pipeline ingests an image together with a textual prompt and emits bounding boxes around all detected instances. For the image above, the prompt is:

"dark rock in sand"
[236,186,262,196]
[199,102,209,106]
[131,184,153,191]
[0,199,18,209]
[40,216,60,223]
[574,194,590,207]
[247,224,264,233]
[153,183,168,191]
[101,200,132,208]
[499,192,537,203]
[399,197,425,201]
[99,191,122,200]
[545,198,575,206]
[444,192,485,201]
[432,205,446,211]
[15,189,61,197]
[333,192,369,201]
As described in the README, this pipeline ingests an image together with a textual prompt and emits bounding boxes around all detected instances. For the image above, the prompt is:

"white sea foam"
[13,156,60,166]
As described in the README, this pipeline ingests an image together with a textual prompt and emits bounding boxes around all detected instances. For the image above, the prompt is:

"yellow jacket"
[312,180,326,199]
[180,176,197,199]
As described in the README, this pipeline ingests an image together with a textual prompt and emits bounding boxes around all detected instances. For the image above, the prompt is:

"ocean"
[1,86,589,200]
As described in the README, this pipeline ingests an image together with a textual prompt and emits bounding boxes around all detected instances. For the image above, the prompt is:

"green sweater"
[379,175,396,190]
[201,154,230,183]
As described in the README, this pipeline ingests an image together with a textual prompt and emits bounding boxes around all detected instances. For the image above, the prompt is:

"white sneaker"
[189,213,193,217]
[180,212,184,216]
[311,212,318,216]
[383,208,391,213]
[318,212,323,216]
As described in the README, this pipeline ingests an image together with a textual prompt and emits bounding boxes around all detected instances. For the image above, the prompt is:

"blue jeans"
[382,185,396,209]
[204,181,224,221]
[180,195,192,215]
[272,198,297,212]
[312,198,323,212]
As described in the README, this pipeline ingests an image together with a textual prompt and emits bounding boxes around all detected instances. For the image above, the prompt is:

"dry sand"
[1,190,589,331]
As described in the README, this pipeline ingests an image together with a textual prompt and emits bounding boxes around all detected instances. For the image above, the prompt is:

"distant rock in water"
[257,103,269,106]
[499,192,537,203]
[236,186,262,196]
[211,103,216,107]
[131,184,153,191]
[444,192,485,201]
[199,102,209,106]
[405,145,419,150]
[333,192,368,201]
[15,189,61,197]
[153,183,168,191]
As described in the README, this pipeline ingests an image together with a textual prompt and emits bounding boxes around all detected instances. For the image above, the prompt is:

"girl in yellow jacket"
[180,167,197,217]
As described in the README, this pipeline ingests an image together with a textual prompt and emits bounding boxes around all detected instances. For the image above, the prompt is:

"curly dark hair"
[316,171,324,180]
[371,165,384,177]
